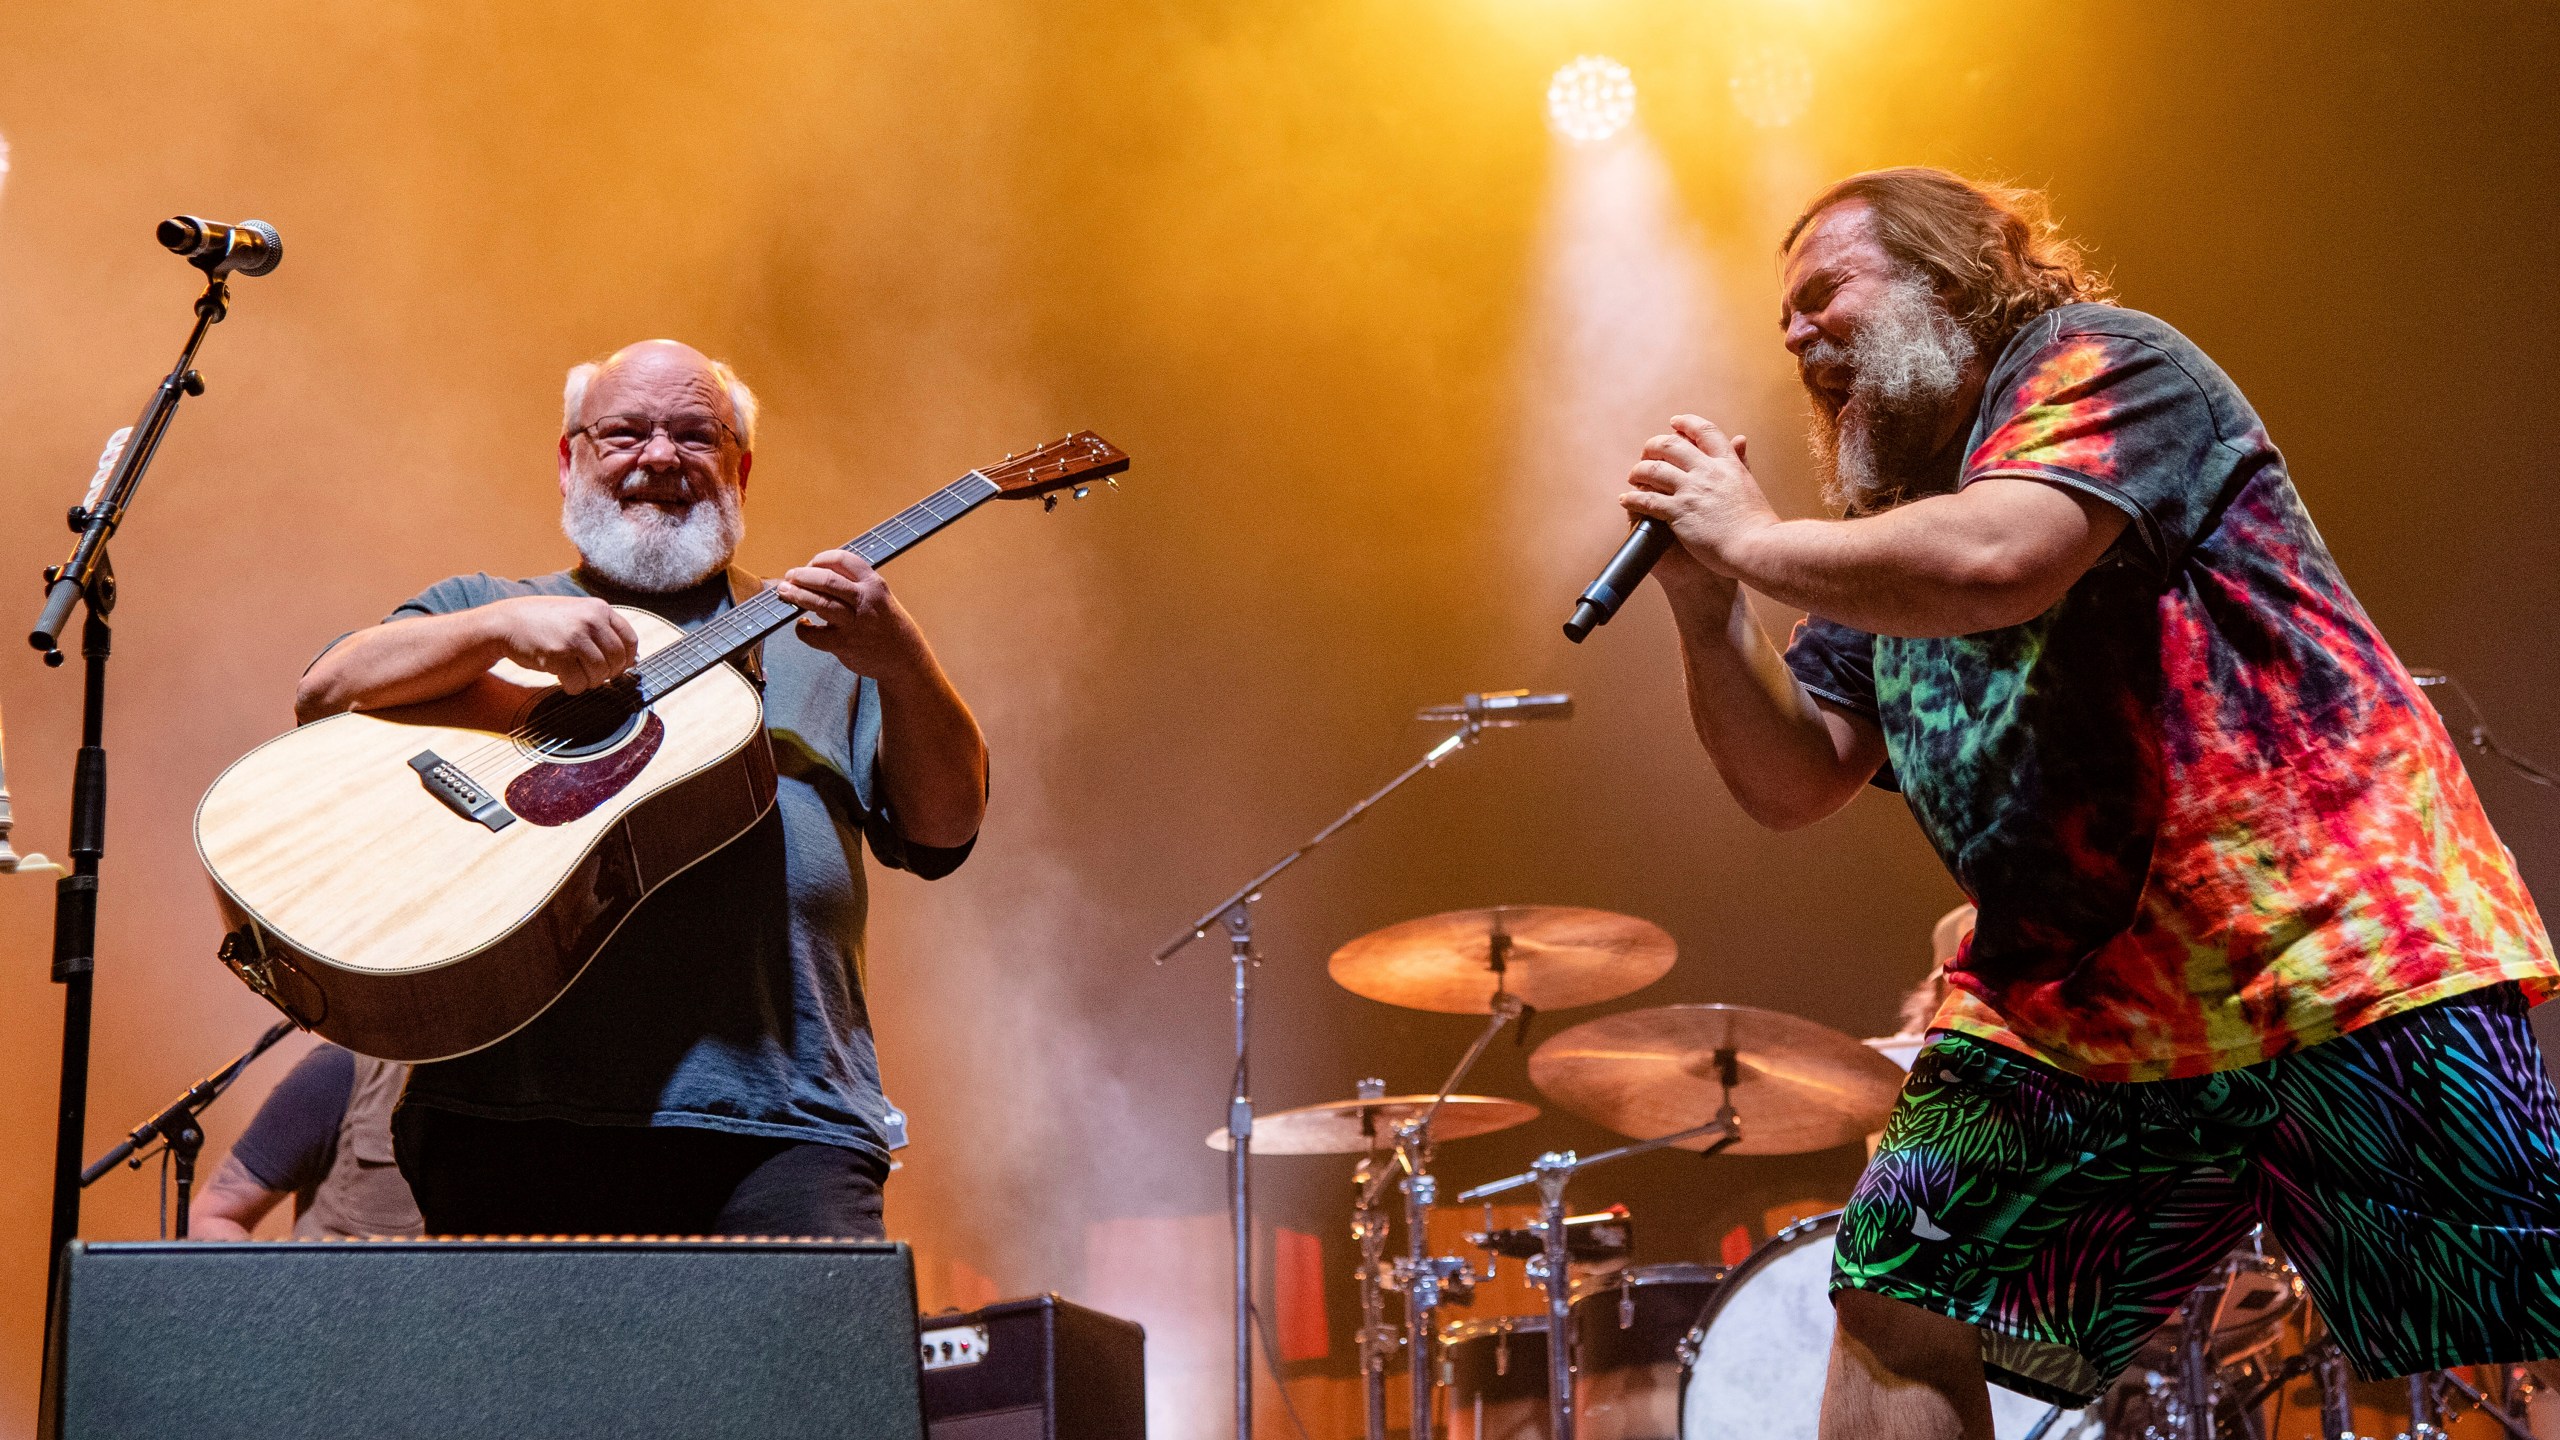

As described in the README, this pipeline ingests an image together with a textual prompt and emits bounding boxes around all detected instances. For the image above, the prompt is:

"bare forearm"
[1716,482,2130,638]
[188,1155,283,1240]
[1661,572,1876,830]
[1720,505,2032,638]
[296,611,508,723]
[872,645,989,850]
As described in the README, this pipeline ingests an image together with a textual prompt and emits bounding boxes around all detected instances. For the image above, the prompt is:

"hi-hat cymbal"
[1328,906,1676,1015]
[1527,1004,1905,1156]
[1204,1094,1540,1155]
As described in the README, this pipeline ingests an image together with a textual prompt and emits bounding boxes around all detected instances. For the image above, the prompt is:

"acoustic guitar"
[196,432,1130,1061]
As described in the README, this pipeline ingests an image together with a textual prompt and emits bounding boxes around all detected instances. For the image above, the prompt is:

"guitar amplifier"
[43,1239,925,1440]
[919,1294,1145,1439]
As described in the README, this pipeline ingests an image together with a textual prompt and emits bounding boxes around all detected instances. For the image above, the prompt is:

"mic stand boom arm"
[80,1020,295,1238]
[1152,709,1505,1440]
[28,265,239,1328]
[30,271,229,656]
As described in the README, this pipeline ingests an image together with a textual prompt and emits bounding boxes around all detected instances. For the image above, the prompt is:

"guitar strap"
[724,566,771,692]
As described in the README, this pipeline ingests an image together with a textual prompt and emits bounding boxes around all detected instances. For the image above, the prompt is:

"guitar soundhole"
[517,685,647,760]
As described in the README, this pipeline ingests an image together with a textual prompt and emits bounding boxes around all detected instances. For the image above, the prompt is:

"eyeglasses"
[570,412,738,458]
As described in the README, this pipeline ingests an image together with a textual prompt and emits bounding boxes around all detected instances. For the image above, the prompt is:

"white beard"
[1804,271,1979,515]
[560,480,744,593]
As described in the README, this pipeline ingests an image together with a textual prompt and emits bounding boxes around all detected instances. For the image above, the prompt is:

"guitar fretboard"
[632,470,1004,701]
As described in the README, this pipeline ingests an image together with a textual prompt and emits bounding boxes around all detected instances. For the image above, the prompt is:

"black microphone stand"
[1154,701,1535,1440]
[80,1020,296,1238]
[30,257,239,1315]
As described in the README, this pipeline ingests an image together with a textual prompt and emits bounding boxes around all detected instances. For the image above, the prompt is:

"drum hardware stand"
[1352,1154,1398,1440]
[2308,1336,2358,1440]
[28,256,249,1324]
[2286,1354,2536,1440]
[1349,1079,1399,1440]
[77,1019,294,1237]
[2403,1373,2444,1440]
[2173,1278,2225,1440]
[1359,983,1529,1440]
[1460,1046,1745,1440]
[2433,1368,2542,1440]
[1158,700,1555,1440]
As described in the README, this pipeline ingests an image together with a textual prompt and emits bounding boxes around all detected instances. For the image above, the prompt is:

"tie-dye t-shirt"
[1784,303,2555,1082]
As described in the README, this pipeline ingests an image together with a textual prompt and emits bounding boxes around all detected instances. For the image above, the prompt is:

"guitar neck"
[632,470,1004,701]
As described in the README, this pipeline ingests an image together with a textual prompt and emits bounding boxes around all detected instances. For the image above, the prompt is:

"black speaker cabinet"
[43,1239,925,1439]
[918,1294,1144,1439]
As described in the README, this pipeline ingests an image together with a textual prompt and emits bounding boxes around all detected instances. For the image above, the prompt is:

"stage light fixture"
[1728,45,1814,128]
[1548,56,1637,145]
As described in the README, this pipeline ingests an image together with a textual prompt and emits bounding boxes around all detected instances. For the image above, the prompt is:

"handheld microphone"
[1562,518,1673,642]
[155,216,282,277]
[1416,690,1574,726]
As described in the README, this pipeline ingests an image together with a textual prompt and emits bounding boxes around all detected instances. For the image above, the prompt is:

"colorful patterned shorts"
[1834,985,2560,1405]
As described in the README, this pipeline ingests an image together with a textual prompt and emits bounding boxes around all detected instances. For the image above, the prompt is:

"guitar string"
[439,478,976,772]
[438,450,1099,774]
[485,479,975,752]
[435,473,1008,781]
[437,576,799,776]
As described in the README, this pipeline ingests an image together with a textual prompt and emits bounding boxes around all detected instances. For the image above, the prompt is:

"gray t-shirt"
[379,567,971,1160]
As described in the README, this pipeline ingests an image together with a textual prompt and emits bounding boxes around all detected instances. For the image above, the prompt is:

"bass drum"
[1680,1212,2101,1440]
[1445,1315,1551,1440]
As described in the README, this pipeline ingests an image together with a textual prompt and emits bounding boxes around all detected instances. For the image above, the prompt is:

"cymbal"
[1328,906,1676,1015]
[1204,1094,1540,1155]
[1527,1004,1905,1156]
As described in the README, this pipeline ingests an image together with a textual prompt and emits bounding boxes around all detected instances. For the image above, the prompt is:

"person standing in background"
[190,1043,422,1240]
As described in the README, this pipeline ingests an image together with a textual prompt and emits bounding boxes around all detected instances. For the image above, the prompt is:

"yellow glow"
[1547,55,1637,145]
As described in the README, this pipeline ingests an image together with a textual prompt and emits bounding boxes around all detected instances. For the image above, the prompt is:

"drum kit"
[1218,903,2560,1440]
[1208,901,1916,1440]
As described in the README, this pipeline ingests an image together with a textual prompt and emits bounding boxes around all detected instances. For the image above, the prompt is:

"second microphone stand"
[80,1019,295,1237]
[1155,693,1559,1440]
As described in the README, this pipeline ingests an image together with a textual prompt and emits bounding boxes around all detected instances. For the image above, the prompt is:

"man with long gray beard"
[1623,168,2560,1437]
[297,339,988,1238]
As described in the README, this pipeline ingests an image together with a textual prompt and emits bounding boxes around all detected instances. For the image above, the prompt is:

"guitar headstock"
[981,431,1131,502]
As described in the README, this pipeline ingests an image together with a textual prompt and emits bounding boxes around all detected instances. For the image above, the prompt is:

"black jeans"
[393,1108,888,1240]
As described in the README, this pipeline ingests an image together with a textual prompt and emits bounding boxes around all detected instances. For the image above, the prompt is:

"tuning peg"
[1042,495,1058,512]
[1106,478,1119,491]
[1073,486,1090,500]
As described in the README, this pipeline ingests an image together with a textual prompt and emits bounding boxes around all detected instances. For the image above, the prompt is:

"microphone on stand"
[155,216,282,277]
[1417,690,1574,727]
[1562,518,1674,643]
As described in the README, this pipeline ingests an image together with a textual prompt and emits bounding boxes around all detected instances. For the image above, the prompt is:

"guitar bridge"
[409,750,516,831]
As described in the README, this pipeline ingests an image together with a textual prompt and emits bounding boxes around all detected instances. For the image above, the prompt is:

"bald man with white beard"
[299,340,987,1238]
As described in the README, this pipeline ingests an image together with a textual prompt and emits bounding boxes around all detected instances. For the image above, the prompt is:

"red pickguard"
[505,713,666,826]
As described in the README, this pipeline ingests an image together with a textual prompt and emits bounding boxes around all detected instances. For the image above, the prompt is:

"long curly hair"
[1782,168,2111,348]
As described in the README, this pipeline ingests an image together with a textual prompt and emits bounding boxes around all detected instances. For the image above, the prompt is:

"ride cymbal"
[1527,1004,1904,1156]
[1203,1094,1540,1155]
[1328,905,1676,1015]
